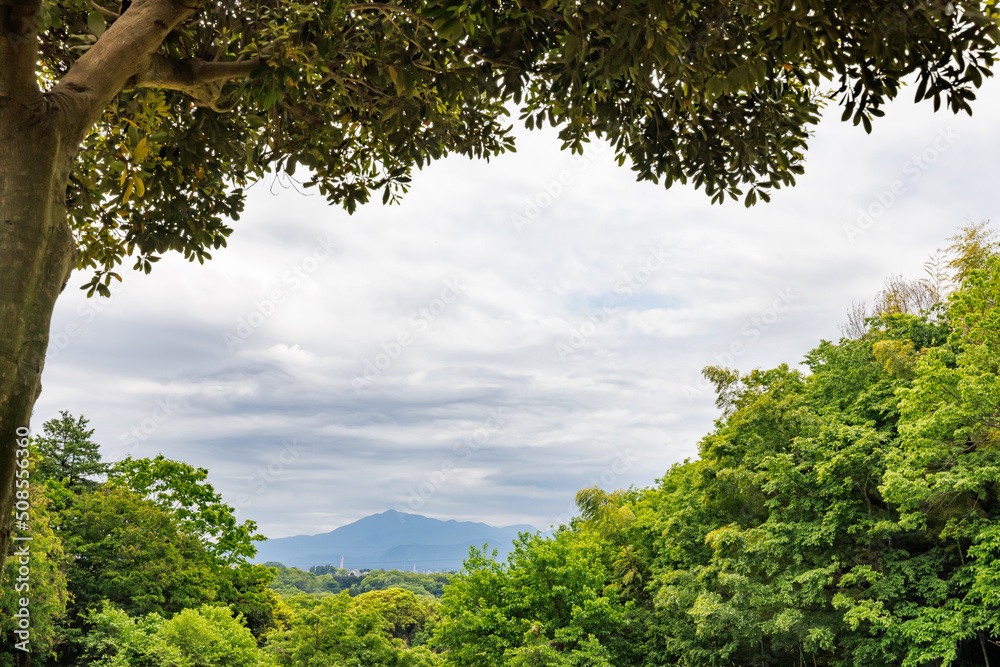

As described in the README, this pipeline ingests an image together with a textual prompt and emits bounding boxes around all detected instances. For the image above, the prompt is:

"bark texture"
[0,98,78,567]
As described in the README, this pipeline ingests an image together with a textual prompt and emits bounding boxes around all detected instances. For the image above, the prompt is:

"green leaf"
[87,10,106,37]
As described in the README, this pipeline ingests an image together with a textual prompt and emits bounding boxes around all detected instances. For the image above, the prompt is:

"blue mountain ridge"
[254,509,537,572]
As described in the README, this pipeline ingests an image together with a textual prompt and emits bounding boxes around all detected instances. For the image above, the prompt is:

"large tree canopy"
[1,0,998,568]
[28,0,1000,292]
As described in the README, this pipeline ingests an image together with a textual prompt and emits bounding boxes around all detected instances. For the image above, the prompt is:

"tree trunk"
[0,96,78,569]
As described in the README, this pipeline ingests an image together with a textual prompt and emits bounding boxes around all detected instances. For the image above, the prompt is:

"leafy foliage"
[353,588,437,645]
[267,591,442,666]
[62,485,221,618]
[32,0,1000,294]
[0,431,285,666]
[434,223,1000,666]
[82,604,274,667]
[80,605,166,667]
[108,455,263,564]
[433,534,638,667]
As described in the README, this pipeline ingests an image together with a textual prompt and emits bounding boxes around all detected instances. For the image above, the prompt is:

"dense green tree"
[354,588,437,645]
[82,604,275,667]
[62,485,220,619]
[109,455,263,564]
[60,457,281,645]
[268,591,442,666]
[3,0,1000,572]
[155,605,276,667]
[217,563,288,641]
[433,534,636,667]
[354,570,451,598]
[80,605,166,667]
[0,424,287,665]
[875,254,1000,666]
[621,320,974,665]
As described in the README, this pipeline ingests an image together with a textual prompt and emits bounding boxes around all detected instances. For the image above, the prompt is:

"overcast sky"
[31,80,1000,539]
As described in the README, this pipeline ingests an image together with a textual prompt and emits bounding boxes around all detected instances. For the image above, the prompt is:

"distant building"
[349,569,362,577]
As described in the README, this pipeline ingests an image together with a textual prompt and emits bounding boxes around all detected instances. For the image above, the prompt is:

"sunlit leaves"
[433,533,638,667]
[108,454,264,564]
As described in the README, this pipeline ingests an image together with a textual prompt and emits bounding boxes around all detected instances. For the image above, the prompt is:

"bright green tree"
[433,533,636,667]
[109,455,263,564]
[56,459,281,651]
[269,591,440,667]
[354,587,436,645]
[80,605,166,667]
[216,561,287,641]
[62,485,220,619]
[156,605,275,667]
[877,253,1000,666]
[107,455,281,638]
[82,604,275,667]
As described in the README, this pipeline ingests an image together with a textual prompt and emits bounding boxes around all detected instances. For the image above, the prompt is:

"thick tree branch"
[49,0,205,138]
[139,55,261,88]
[88,0,120,19]
[133,54,260,110]
[0,0,42,103]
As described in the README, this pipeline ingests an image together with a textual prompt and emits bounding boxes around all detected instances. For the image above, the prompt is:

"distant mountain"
[254,510,537,572]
